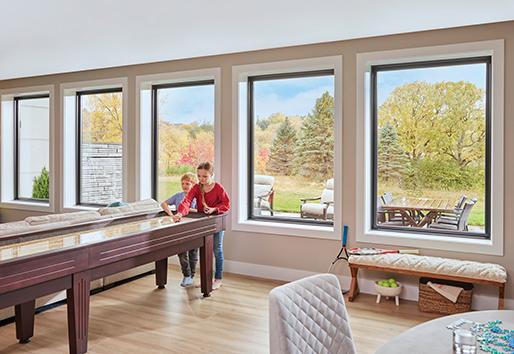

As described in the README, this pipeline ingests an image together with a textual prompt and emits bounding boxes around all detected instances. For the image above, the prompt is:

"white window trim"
[0,85,56,213]
[355,40,504,256]
[134,68,222,201]
[231,56,343,240]
[60,77,129,210]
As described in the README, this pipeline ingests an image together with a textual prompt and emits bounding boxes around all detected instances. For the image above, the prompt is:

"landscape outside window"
[79,90,123,205]
[16,96,50,201]
[154,82,215,202]
[250,72,335,223]
[373,58,489,235]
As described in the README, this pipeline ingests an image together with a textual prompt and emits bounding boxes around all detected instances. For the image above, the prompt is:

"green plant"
[32,167,49,199]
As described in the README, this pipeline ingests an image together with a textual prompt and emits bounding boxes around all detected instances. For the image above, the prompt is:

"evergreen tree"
[377,123,407,182]
[296,92,334,179]
[32,166,50,199]
[267,117,298,175]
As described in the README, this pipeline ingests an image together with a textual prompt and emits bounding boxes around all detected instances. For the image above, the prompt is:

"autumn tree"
[295,91,334,179]
[82,93,123,143]
[267,117,298,175]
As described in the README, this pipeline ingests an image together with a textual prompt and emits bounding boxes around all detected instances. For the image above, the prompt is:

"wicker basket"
[418,277,473,314]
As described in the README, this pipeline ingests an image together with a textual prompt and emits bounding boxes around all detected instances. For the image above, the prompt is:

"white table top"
[376,310,514,354]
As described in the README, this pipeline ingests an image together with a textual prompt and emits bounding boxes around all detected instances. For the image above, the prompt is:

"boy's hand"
[172,213,182,222]
[204,207,216,215]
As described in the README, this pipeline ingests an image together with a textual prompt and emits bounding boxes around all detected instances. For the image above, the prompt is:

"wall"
[0,21,512,307]
[80,143,122,204]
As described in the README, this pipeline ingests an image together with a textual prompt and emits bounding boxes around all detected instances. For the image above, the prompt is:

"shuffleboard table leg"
[155,258,168,289]
[67,271,91,354]
[15,299,35,344]
[200,234,214,297]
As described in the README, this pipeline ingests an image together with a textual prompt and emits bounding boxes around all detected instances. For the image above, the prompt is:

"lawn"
[157,175,325,214]
[157,175,484,230]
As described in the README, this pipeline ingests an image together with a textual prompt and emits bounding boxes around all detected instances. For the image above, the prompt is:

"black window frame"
[247,69,335,226]
[150,80,215,201]
[370,56,492,239]
[76,87,123,207]
[13,94,51,203]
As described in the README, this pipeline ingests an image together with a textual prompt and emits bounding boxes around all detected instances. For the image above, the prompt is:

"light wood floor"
[0,266,440,354]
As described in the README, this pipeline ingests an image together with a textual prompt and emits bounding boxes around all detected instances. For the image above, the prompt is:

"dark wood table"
[382,197,454,227]
[0,212,225,354]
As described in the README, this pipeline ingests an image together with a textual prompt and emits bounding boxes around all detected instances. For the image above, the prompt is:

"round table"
[376,310,514,354]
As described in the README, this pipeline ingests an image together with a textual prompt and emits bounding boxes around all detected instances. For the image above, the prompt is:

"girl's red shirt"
[178,182,230,216]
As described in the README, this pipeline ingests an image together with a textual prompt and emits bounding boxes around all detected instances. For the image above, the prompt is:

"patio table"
[382,197,454,227]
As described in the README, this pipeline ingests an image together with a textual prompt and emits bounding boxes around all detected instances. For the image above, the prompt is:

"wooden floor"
[0,266,440,354]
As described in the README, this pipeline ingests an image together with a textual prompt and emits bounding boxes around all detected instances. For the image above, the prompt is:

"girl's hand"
[203,207,216,215]
[172,213,183,222]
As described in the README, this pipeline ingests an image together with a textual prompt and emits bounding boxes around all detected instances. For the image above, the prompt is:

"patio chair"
[377,196,406,226]
[254,175,275,216]
[429,199,476,231]
[300,178,334,220]
[435,195,467,224]
[379,192,408,225]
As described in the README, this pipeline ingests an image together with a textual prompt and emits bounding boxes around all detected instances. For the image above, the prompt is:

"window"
[371,57,490,238]
[247,70,335,225]
[14,95,50,201]
[151,81,215,201]
[77,88,123,206]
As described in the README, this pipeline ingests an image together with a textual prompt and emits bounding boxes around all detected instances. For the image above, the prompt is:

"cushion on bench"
[349,254,507,284]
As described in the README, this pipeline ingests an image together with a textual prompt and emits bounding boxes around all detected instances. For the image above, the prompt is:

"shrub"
[32,167,49,199]
[401,160,484,191]
[163,165,195,176]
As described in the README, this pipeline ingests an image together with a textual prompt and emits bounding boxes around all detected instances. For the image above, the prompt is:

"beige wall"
[1,21,512,303]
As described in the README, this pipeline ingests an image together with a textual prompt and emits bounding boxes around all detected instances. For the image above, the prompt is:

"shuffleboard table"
[0,211,226,354]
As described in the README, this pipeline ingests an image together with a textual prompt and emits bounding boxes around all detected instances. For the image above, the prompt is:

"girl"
[173,162,230,290]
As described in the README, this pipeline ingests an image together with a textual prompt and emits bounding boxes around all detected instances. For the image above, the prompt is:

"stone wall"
[80,143,122,205]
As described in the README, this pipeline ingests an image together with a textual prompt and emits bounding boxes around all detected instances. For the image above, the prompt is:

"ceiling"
[0,0,513,80]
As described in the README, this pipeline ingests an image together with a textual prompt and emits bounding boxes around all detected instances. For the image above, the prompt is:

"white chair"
[300,179,334,220]
[269,274,357,354]
[254,175,275,215]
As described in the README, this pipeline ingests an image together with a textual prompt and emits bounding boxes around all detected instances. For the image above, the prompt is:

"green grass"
[158,176,182,202]
[157,175,485,229]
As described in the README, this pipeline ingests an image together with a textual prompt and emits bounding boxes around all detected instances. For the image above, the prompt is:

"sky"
[377,62,487,105]
[156,63,486,124]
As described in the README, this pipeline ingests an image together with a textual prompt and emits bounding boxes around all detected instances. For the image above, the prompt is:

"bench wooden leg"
[498,284,505,310]
[348,266,360,302]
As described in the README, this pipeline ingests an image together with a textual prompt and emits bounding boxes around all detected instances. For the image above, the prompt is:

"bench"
[347,254,507,309]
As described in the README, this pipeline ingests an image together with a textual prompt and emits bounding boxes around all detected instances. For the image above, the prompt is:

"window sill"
[0,200,53,213]
[357,229,503,256]
[62,205,99,213]
[232,219,338,240]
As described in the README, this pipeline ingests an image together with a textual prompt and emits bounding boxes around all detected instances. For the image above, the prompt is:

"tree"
[377,123,407,182]
[296,91,334,179]
[32,166,49,199]
[82,93,123,143]
[158,121,189,173]
[378,81,485,167]
[267,117,298,175]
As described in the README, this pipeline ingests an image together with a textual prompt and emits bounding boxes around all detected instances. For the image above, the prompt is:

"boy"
[161,172,198,287]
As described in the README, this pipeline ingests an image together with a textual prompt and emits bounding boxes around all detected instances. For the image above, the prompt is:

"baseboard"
[216,259,514,311]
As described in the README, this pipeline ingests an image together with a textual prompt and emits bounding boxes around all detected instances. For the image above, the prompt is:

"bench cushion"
[349,254,507,283]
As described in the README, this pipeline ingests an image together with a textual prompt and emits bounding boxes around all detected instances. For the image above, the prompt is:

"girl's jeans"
[213,231,224,280]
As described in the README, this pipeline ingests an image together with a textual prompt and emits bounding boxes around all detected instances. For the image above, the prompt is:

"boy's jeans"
[178,249,198,278]
[213,231,224,280]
